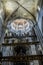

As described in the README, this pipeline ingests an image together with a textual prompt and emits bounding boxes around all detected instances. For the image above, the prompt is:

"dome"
[7,19,33,36]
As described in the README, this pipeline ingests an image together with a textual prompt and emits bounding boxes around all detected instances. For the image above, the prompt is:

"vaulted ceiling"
[1,0,41,20]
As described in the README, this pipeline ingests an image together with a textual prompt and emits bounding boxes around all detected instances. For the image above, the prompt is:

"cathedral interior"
[0,0,43,65]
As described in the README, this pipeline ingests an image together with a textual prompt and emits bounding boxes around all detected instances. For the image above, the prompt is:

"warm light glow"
[4,1,18,15]
[5,1,14,12]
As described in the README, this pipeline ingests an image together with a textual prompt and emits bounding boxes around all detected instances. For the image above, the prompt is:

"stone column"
[29,28,39,65]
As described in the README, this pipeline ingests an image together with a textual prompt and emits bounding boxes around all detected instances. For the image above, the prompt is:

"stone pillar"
[33,60,39,65]
[29,62,34,65]
[29,28,39,65]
